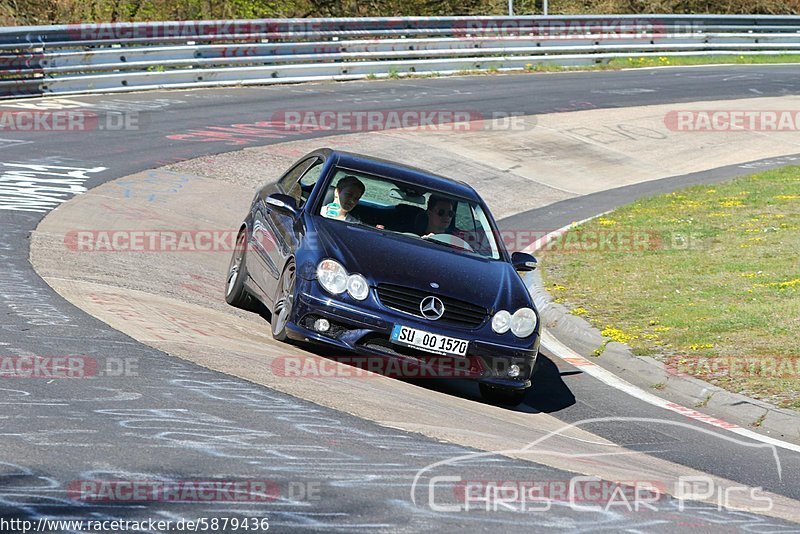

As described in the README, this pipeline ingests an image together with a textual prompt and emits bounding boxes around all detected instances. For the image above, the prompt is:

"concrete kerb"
[524,219,800,444]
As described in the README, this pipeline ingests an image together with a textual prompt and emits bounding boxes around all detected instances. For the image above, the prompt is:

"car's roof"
[321,149,481,201]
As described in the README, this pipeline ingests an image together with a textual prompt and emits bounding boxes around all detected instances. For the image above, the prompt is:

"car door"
[260,158,326,300]
[249,158,316,303]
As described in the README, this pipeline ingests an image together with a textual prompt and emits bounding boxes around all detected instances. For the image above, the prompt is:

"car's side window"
[283,158,324,208]
[297,160,324,207]
[278,158,315,193]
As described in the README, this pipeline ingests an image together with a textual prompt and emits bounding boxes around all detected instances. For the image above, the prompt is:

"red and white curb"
[524,220,800,455]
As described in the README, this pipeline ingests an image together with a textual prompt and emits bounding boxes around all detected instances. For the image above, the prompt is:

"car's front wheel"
[479,384,529,407]
[271,260,296,342]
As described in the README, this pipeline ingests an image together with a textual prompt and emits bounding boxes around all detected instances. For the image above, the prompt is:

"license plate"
[390,325,468,357]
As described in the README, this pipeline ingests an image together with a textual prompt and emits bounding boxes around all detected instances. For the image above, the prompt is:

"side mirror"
[511,251,538,271]
[265,194,300,217]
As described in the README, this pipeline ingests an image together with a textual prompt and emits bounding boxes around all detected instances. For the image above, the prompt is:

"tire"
[271,260,296,342]
[479,383,528,407]
[225,229,257,311]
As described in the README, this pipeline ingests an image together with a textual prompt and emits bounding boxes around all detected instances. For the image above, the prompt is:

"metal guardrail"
[1,15,799,98]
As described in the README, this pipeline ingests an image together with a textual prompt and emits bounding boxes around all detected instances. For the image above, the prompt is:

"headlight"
[347,273,369,300]
[316,259,347,294]
[510,307,537,338]
[491,310,512,334]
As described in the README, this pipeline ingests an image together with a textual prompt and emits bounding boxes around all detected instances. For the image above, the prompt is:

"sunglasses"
[437,209,455,217]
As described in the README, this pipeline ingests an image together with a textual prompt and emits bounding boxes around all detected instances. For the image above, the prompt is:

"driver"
[424,195,456,236]
[420,195,476,252]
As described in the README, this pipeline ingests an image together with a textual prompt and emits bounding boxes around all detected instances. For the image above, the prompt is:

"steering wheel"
[425,233,474,252]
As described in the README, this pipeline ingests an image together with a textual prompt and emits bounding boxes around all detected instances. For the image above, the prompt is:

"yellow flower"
[766,278,800,289]
[689,343,714,350]
[571,307,588,316]
[600,326,637,344]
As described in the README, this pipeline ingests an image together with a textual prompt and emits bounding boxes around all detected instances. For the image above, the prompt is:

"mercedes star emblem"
[420,296,445,320]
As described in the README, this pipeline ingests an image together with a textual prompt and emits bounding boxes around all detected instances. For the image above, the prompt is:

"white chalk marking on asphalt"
[524,220,800,455]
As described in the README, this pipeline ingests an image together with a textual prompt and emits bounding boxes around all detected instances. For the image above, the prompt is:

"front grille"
[376,284,488,328]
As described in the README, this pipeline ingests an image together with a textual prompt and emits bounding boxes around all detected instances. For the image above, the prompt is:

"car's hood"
[312,218,531,311]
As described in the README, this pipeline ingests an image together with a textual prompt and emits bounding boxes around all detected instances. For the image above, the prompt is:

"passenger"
[322,175,365,223]
[424,195,456,236]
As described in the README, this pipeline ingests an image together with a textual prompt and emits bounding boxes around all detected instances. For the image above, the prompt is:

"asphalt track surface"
[1,66,800,532]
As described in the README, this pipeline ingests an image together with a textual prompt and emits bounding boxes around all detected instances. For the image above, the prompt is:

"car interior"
[319,182,430,234]
[309,171,498,258]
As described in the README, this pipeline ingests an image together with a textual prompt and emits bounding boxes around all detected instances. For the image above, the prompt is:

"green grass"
[539,166,800,409]
[607,54,800,68]
[365,54,800,84]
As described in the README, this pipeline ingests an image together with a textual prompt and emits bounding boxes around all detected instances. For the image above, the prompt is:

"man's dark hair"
[427,194,454,211]
[336,175,365,194]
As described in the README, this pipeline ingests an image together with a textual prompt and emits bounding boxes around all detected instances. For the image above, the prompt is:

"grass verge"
[359,54,800,82]
[607,54,800,68]
[538,166,800,409]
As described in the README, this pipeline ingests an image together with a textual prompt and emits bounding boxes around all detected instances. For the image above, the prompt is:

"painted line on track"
[524,219,800,455]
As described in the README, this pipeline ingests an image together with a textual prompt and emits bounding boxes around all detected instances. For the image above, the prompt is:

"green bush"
[1,0,797,26]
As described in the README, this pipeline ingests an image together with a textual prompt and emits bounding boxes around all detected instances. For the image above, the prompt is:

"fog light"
[313,318,330,333]
[507,364,521,378]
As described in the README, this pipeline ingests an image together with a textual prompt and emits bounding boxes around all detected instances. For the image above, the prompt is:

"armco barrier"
[1,15,799,98]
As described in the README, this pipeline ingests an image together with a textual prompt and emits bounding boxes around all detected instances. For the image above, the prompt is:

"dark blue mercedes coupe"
[225,148,541,405]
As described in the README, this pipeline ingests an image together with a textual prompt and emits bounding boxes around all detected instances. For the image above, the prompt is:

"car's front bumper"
[287,282,539,390]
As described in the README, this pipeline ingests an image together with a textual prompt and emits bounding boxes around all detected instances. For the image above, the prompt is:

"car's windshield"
[317,167,502,260]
